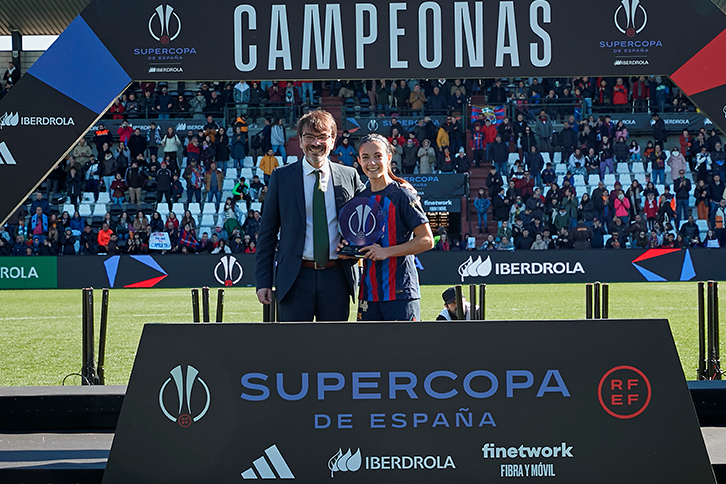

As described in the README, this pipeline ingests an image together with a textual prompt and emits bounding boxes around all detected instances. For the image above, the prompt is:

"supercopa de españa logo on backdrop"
[136,4,196,73]
[458,255,585,281]
[328,448,455,476]
[600,0,662,66]
[159,365,210,427]
[214,255,244,286]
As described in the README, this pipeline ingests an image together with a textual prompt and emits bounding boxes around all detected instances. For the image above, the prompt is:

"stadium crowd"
[1,76,722,257]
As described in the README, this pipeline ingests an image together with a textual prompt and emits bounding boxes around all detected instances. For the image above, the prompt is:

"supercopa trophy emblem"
[338,197,386,257]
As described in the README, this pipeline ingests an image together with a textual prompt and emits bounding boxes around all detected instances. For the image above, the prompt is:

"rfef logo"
[159,364,210,427]
[614,0,647,36]
[598,365,651,419]
[214,255,243,286]
[149,4,181,44]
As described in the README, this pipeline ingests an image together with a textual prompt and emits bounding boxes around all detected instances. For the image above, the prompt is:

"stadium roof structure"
[0,0,91,36]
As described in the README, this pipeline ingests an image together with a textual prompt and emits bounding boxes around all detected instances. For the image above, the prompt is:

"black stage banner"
[2,247,722,289]
[56,254,255,289]
[344,116,447,135]
[401,174,467,200]
[2,0,726,226]
[87,117,226,137]
[102,320,715,483]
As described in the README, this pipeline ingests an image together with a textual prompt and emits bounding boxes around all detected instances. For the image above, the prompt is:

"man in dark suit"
[256,110,365,321]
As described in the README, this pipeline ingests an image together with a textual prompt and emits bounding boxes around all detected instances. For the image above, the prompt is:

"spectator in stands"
[110,173,127,205]
[155,87,172,119]
[533,110,554,162]
[408,84,426,117]
[215,127,231,175]
[97,222,113,253]
[333,137,356,167]
[514,228,534,250]
[148,211,163,232]
[99,152,117,195]
[116,212,130,243]
[231,125,248,176]
[695,145,712,182]
[259,148,279,186]
[437,146,454,173]
[454,147,470,174]
[652,113,667,148]
[205,161,224,211]
[704,230,720,248]
[80,225,97,255]
[128,128,147,161]
[72,139,92,167]
[524,146,544,188]
[613,136,629,173]
[30,192,50,215]
[490,134,509,177]
[125,161,145,207]
[270,118,288,164]
[414,139,435,174]
[674,169,692,225]
[712,142,726,182]
[628,140,641,174]
[650,143,667,185]
[497,236,514,251]
[668,147,688,183]
[694,179,709,221]
[83,155,100,203]
[161,127,182,168]
[132,210,149,235]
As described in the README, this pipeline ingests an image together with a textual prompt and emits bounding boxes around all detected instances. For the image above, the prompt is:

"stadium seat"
[602,234,612,245]
[239,168,253,180]
[344,98,356,117]
[222,179,236,191]
[256,156,264,166]
[109,204,123,217]
[172,203,185,215]
[62,203,75,215]
[78,204,93,218]
[359,98,371,117]
[201,213,216,226]
[91,204,107,218]
[603,174,617,186]
[631,164,645,174]
[633,173,648,185]
[288,155,299,164]
[655,184,665,194]
[697,220,709,237]
[551,153,561,164]
[541,153,551,164]
[250,202,262,212]
[573,175,586,187]
[244,156,255,168]
[97,192,111,204]
[156,203,170,217]
[188,202,202,216]
[81,192,94,204]
[198,226,213,237]
[507,153,519,164]
[225,170,237,180]
[555,164,566,175]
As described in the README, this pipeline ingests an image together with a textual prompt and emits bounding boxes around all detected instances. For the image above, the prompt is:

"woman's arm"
[360,223,434,261]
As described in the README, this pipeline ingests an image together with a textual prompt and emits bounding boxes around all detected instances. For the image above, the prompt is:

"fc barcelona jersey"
[358,182,429,302]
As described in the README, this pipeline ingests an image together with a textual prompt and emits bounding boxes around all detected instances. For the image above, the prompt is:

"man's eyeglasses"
[302,133,332,142]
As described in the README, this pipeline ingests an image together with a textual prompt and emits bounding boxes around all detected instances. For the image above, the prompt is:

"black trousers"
[277,264,351,322]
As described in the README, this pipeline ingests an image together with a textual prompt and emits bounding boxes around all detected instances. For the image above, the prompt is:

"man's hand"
[336,239,355,260]
[257,288,272,305]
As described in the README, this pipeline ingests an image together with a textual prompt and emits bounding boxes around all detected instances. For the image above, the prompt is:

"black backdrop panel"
[102,320,715,483]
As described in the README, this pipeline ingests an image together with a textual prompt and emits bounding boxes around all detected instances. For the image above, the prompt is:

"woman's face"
[358,140,391,180]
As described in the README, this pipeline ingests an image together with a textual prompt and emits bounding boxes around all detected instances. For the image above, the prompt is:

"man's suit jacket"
[255,160,365,302]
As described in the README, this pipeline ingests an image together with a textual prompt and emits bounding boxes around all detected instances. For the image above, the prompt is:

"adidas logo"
[241,444,295,480]
[0,141,17,165]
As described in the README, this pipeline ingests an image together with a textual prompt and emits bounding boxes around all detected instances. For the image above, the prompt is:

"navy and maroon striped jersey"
[358,181,429,302]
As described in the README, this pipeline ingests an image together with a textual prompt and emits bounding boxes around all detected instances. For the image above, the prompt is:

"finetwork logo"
[158,364,210,427]
[241,444,295,479]
[614,0,647,36]
[631,248,695,281]
[214,255,244,286]
[149,4,181,44]
[0,142,17,165]
[329,448,362,477]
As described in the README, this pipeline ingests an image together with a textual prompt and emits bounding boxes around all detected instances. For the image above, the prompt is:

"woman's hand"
[360,244,389,261]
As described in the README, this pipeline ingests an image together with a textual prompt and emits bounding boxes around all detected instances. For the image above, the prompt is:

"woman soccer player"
[353,134,434,321]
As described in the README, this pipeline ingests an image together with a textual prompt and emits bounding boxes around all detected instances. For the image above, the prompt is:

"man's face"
[299,129,335,167]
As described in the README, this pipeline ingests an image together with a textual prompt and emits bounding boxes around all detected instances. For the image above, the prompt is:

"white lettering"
[454,2,484,68]
[301,4,345,70]
[268,5,292,71]
[234,5,257,72]
[356,4,378,69]
[389,3,408,68]
[495,1,519,67]
[529,0,551,67]
[418,2,442,69]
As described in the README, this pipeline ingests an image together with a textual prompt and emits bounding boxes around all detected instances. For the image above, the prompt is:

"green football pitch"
[0,283,722,386]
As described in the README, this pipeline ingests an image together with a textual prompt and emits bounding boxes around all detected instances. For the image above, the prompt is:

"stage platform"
[1,383,726,483]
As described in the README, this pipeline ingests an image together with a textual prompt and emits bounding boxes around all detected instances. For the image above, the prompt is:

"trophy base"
[339,245,365,258]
